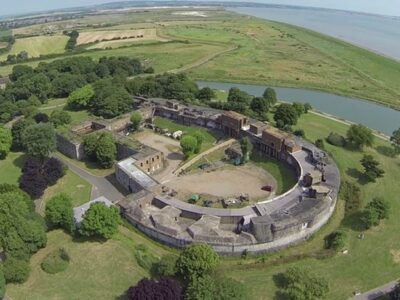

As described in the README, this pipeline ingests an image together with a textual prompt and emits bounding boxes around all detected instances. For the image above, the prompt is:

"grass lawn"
[0,35,68,61]
[154,116,220,152]
[40,170,92,211]
[251,154,297,195]
[0,151,25,185]
[219,112,400,300]
[6,229,148,300]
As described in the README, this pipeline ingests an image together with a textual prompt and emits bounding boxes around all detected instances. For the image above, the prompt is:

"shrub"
[315,139,325,150]
[128,278,183,300]
[3,257,30,283]
[134,244,158,271]
[340,181,362,215]
[293,129,305,138]
[41,248,70,274]
[326,132,346,147]
[50,110,72,128]
[154,255,178,277]
[324,230,347,251]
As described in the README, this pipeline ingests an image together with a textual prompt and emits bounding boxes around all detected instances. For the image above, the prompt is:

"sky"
[1,0,400,17]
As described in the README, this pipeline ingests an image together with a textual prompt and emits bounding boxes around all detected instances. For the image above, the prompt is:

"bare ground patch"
[165,163,277,202]
[77,28,158,45]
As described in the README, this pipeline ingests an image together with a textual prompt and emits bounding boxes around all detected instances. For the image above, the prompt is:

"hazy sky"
[1,0,400,17]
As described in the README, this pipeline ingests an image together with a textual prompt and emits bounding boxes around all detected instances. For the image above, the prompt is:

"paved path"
[353,280,398,300]
[55,154,125,203]
[173,138,236,175]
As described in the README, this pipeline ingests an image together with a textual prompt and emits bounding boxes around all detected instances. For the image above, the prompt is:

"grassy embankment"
[164,17,400,109]
[6,111,400,300]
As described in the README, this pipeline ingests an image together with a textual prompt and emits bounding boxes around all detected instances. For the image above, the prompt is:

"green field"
[0,41,227,76]
[154,116,220,152]
[0,35,68,61]
[0,152,25,185]
[163,18,400,109]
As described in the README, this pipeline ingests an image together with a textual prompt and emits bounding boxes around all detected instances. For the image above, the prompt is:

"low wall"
[123,196,336,255]
[56,134,84,160]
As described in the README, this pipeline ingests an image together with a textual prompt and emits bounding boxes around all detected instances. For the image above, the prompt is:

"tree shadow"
[114,290,128,300]
[71,233,108,244]
[341,211,366,232]
[274,291,289,300]
[272,273,288,289]
[167,152,184,161]
[376,145,396,158]
[345,168,369,185]
[12,153,28,168]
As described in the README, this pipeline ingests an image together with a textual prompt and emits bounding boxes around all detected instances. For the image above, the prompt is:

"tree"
[19,157,66,199]
[180,135,198,158]
[83,132,116,169]
[360,154,385,182]
[263,87,277,106]
[390,128,400,154]
[176,243,219,280]
[33,112,49,123]
[3,257,30,284]
[215,277,247,300]
[292,102,305,117]
[0,189,47,260]
[50,110,71,128]
[240,137,252,164]
[19,158,48,199]
[92,80,132,118]
[22,123,56,160]
[130,112,142,132]
[197,87,215,102]
[347,124,374,150]
[0,268,5,299]
[186,275,216,300]
[304,103,312,113]
[45,193,74,232]
[324,230,347,251]
[0,126,12,159]
[228,87,252,104]
[79,203,120,239]
[274,103,298,129]
[67,84,95,109]
[127,278,183,300]
[250,97,269,116]
[193,131,204,154]
[278,267,329,300]
[95,133,117,168]
[361,197,389,229]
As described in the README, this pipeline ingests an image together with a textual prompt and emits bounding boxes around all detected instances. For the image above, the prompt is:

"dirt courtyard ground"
[165,163,278,201]
[133,130,184,183]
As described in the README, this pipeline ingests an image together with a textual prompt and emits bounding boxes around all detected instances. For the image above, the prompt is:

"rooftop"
[117,157,159,189]
[223,110,247,120]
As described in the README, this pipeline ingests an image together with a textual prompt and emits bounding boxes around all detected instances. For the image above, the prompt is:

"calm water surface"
[197,81,400,136]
